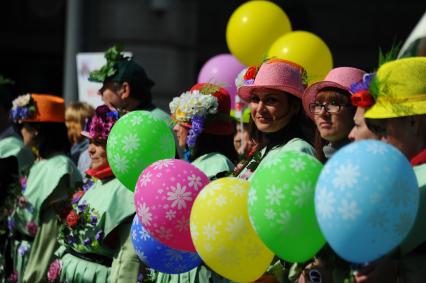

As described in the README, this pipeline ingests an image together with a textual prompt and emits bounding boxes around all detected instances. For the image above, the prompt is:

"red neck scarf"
[85,164,114,180]
[411,149,426,166]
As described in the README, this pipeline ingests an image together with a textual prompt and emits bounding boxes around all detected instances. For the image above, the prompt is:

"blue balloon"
[315,140,419,263]
[131,215,202,274]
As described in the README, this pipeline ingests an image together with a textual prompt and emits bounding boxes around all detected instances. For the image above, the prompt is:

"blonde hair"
[65,102,95,144]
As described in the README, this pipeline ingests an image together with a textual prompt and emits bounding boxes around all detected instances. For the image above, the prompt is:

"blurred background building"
[0,0,424,109]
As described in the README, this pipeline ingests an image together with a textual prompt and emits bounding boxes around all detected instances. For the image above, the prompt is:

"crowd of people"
[0,44,425,283]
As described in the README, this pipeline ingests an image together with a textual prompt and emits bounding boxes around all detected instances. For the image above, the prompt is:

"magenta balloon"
[197,54,245,108]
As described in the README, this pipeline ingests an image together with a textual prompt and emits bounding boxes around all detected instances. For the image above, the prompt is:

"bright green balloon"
[249,151,325,263]
[106,111,175,191]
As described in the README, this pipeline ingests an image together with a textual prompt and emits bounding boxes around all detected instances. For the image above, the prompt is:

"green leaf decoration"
[89,44,127,83]
[369,43,401,100]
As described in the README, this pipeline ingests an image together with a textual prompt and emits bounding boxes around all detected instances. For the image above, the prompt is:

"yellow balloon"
[226,1,291,66]
[190,177,273,282]
[267,31,333,84]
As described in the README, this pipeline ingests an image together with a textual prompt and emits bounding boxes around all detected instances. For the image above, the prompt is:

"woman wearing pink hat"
[302,67,367,162]
[233,58,315,180]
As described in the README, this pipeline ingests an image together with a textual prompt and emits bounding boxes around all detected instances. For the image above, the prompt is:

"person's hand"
[353,258,398,283]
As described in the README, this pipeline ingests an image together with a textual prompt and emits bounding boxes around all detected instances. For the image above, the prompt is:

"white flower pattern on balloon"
[122,133,140,153]
[216,195,227,207]
[108,135,118,148]
[111,154,129,173]
[292,181,312,207]
[139,172,152,187]
[265,185,284,205]
[248,188,257,206]
[139,229,150,241]
[165,210,176,220]
[202,223,219,240]
[187,174,203,191]
[264,208,276,220]
[130,115,142,125]
[332,163,360,190]
[176,216,189,232]
[153,159,174,170]
[338,199,361,220]
[289,158,306,172]
[167,183,192,209]
[225,216,247,241]
[316,188,336,219]
[156,226,173,240]
[137,202,153,226]
[190,223,199,240]
[277,211,291,226]
[366,143,387,155]
[230,183,245,197]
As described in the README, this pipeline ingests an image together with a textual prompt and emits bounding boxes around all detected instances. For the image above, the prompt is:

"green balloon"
[249,151,325,263]
[106,111,175,191]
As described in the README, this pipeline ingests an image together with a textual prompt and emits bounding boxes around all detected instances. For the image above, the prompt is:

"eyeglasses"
[308,102,348,114]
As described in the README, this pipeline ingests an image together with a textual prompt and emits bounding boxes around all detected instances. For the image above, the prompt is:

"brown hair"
[65,102,95,144]
[313,87,356,162]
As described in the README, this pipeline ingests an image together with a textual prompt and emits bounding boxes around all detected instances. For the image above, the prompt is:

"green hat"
[364,57,426,119]
[89,45,154,96]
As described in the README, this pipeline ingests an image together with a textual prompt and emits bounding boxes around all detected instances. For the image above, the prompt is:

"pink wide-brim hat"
[302,67,366,120]
[238,59,307,101]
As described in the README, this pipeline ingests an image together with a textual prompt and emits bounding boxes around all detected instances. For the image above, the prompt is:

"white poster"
[76,52,131,108]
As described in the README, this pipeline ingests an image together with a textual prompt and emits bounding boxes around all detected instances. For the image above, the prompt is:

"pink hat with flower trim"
[81,104,120,142]
[237,58,308,101]
[302,67,366,119]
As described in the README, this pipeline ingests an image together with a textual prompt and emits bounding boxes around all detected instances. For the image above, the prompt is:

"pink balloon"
[197,53,246,109]
[134,159,209,252]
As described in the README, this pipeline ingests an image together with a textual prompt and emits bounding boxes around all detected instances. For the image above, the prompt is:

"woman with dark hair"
[8,94,81,282]
[155,83,237,283]
[233,58,315,180]
[302,67,366,162]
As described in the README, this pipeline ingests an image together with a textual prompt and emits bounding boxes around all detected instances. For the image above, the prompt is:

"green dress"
[155,153,235,283]
[0,132,34,282]
[55,177,141,283]
[9,154,81,283]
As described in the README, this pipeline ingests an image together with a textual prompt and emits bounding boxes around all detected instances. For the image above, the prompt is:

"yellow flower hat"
[365,57,426,119]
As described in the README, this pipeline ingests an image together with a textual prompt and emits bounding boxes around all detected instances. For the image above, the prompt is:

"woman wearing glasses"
[302,67,366,162]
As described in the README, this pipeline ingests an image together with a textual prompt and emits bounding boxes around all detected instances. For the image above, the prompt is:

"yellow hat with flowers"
[364,57,426,119]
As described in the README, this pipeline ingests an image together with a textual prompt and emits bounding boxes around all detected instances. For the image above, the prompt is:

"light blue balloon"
[315,140,419,263]
[131,215,202,274]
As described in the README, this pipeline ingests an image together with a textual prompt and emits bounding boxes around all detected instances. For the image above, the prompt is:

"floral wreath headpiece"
[169,84,220,154]
[10,94,36,122]
[82,105,120,142]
